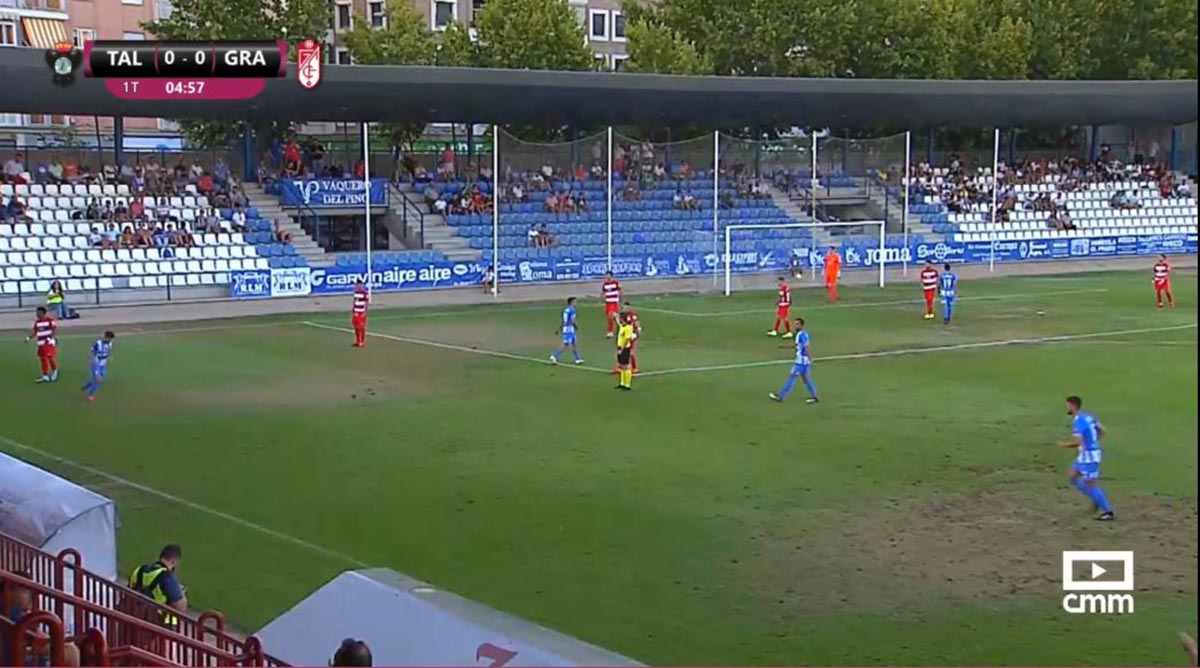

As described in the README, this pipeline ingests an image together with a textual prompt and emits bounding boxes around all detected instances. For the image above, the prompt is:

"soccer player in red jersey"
[919,260,940,320]
[27,306,59,383]
[351,279,370,347]
[601,271,622,338]
[767,277,793,338]
[1153,254,1175,309]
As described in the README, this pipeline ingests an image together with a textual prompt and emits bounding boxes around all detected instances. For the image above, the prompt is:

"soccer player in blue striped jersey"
[81,331,116,402]
[549,297,584,365]
[939,264,958,325]
[769,317,819,404]
[1057,395,1115,521]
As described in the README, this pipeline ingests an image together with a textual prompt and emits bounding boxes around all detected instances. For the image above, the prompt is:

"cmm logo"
[1062,550,1135,614]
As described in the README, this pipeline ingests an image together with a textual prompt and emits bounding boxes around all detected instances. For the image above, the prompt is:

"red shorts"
[923,288,936,299]
[605,303,619,315]
[1154,280,1171,291]
[776,306,790,318]
[351,313,366,328]
[37,344,56,359]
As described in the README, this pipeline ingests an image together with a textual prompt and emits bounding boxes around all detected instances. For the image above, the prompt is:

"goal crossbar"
[723,220,887,296]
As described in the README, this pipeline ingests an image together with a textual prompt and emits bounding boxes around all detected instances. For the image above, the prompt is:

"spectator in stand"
[528,223,541,247]
[103,223,120,250]
[590,162,605,180]
[153,223,171,250]
[135,223,153,248]
[129,544,188,628]
[197,172,215,197]
[48,157,64,184]
[284,138,302,176]
[34,159,51,184]
[331,639,373,667]
[88,226,103,248]
[480,162,493,182]
[621,183,642,201]
[120,225,135,249]
[537,223,555,247]
[4,153,25,183]
[509,183,526,203]
[440,144,456,180]
[423,183,441,211]
[1176,180,1192,198]
[85,198,101,220]
[274,219,292,244]
[230,205,248,233]
[307,138,325,175]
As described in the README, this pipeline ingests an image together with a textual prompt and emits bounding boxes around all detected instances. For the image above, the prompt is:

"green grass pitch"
[1,269,1196,665]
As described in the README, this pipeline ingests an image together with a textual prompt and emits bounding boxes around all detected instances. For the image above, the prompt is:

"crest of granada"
[297,39,321,90]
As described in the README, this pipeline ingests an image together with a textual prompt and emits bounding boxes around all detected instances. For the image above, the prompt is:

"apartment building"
[326,0,630,70]
[0,0,172,138]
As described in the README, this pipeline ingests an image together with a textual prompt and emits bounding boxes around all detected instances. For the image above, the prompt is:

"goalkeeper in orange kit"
[823,246,842,303]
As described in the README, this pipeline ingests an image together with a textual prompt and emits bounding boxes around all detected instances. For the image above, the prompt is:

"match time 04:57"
[117,80,204,96]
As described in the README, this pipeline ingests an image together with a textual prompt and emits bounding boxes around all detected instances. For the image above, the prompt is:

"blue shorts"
[91,364,107,380]
[1072,462,1100,481]
[561,332,576,346]
[790,362,810,376]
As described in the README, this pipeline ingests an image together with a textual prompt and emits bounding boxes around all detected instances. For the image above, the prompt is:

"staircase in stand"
[390,183,481,262]
[242,183,330,266]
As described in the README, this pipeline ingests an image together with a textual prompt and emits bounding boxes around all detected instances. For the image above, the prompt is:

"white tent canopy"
[0,451,118,580]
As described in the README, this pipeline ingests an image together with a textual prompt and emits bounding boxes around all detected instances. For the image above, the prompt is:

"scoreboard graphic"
[48,40,322,99]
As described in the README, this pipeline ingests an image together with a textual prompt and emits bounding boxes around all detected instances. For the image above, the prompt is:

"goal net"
[722,220,888,296]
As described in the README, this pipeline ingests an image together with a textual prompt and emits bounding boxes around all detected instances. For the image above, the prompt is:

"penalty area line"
[636,287,1110,318]
[636,323,1199,377]
[0,434,370,568]
[302,321,613,374]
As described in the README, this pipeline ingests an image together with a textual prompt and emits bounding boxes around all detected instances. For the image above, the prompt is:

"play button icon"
[1091,562,1107,579]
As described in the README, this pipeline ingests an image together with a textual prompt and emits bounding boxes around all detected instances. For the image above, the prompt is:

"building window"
[72,28,96,47]
[158,118,180,131]
[335,48,352,65]
[121,0,142,5]
[369,1,387,28]
[612,54,628,71]
[0,20,16,46]
[612,11,626,42]
[123,31,146,40]
[0,114,23,127]
[155,0,173,20]
[588,9,608,41]
[431,0,456,30]
[334,2,352,31]
[470,0,485,28]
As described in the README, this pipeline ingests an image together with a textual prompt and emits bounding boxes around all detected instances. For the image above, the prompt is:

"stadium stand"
[900,157,1197,241]
[0,181,305,301]
[1,531,280,667]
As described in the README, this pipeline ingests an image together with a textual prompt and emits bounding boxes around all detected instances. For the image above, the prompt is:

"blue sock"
[778,374,799,399]
[1069,477,1090,498]
[86,380,101,397]
[803,375,818,398]
[1089,485,1113,513]
[572,347,581,362]
[944,300,954,323]
[550,348,560,361]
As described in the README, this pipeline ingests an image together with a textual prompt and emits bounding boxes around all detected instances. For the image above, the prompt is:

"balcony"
[0,0,68,12]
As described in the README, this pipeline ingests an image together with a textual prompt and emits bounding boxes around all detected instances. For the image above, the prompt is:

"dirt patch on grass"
[173,373,422,410]
[742,490,1197,615]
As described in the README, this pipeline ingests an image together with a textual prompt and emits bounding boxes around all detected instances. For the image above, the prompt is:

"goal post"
[723,220,887,296]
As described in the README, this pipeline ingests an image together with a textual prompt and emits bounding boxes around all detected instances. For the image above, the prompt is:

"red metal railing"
[1,532,282,666]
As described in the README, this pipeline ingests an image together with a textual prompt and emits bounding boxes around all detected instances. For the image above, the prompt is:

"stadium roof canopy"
[3,48,1196,128]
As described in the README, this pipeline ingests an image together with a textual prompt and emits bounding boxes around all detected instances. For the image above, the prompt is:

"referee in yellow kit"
[615,312,636,391]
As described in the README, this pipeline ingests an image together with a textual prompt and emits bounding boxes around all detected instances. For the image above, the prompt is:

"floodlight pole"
[712,130,720,286]
[606,126,614,270]
[902,131,911,277]
[989,128,1000,273]
[362,122,372,295]
[492,124,500,297]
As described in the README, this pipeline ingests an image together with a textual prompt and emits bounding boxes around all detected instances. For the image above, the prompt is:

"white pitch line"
[0,434,370,568]
[302,321,613,374]
[636,287,1111,318]
[636,323,1199,377]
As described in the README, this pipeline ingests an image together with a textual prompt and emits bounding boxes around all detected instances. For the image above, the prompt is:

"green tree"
[624,19,712,74]
[342,2,435,65]
[142,0,329,149]
[473,0,594,70]
[435,22,481,67]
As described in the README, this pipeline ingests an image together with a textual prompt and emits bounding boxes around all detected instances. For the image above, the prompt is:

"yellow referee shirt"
[616,323,636,349]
